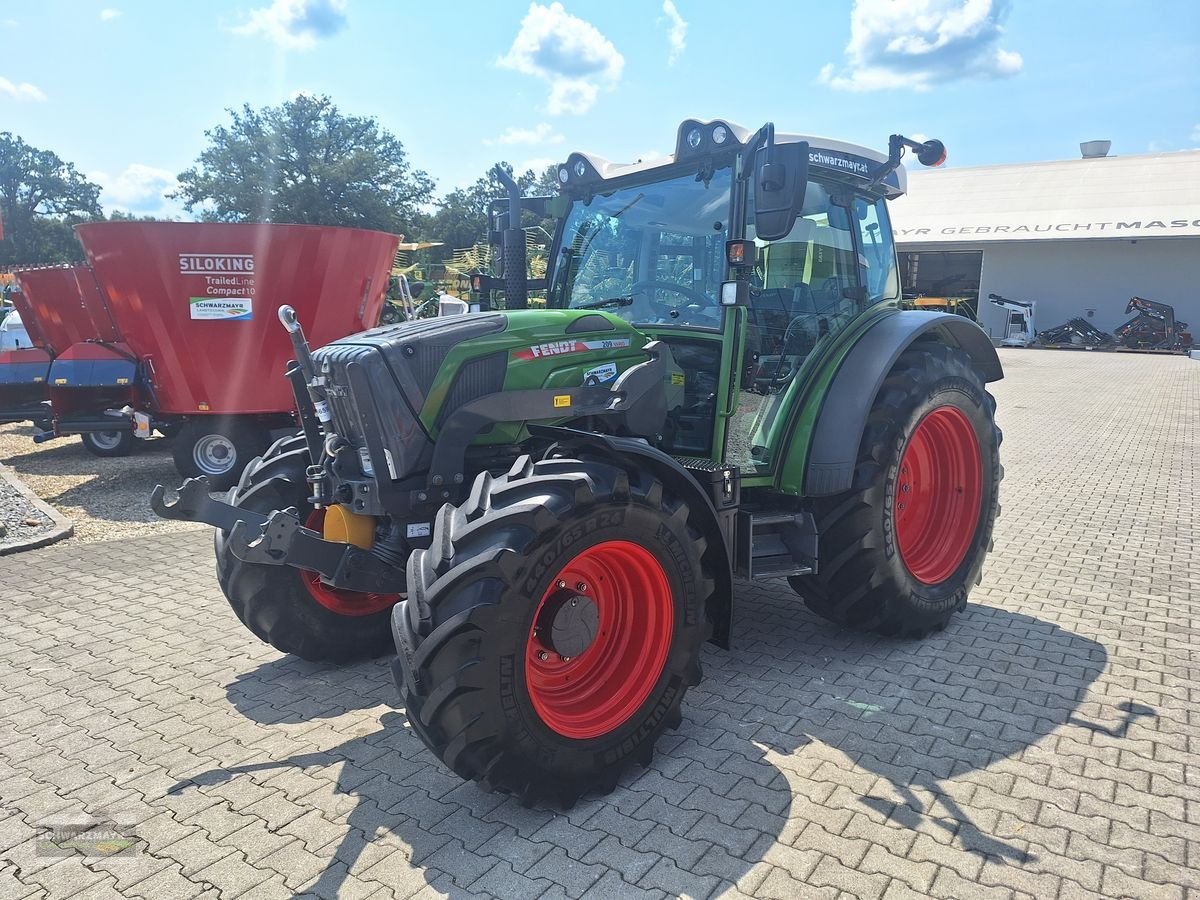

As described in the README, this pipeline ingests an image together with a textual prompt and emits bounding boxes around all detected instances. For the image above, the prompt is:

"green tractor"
[155,119,1002,806]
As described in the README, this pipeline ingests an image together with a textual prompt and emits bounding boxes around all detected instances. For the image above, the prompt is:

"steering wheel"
[782,315,816,357]
[631,280,712,306]
[764,316,817,391]
[629,280,718,323]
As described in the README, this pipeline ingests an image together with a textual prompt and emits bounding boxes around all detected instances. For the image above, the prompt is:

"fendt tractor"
[156,119,1003,805]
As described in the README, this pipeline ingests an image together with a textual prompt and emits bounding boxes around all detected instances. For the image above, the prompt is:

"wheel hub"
[194,434,236,474]
[894,405,983,585]
[525,540,674,740]
[535,589,599,659]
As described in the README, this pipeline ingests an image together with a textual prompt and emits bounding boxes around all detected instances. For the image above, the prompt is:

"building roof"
[890,149,1200,244]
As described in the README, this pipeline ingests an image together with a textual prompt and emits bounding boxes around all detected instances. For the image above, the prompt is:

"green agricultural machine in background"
[156,119,1003,806]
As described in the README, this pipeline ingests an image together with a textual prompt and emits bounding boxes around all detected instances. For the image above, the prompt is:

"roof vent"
[1080,140,1111,159]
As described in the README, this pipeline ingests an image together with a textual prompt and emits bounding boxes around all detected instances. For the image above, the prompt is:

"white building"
[890,146,1200,340]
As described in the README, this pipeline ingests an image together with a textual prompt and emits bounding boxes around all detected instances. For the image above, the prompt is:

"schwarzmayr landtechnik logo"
[189,297,254,321]
[36,813,139,858]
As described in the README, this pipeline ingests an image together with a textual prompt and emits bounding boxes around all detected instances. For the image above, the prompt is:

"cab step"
[735,510,818,579]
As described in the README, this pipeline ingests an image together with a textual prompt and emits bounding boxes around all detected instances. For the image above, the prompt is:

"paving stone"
[2,351,1199,900]
[526,846,606,897]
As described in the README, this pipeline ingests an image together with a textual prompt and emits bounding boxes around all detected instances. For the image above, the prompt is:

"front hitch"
[151,479,407,594]
[151,477,266,531]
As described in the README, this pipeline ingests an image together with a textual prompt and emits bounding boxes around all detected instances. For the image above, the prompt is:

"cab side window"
[854,198,899,303]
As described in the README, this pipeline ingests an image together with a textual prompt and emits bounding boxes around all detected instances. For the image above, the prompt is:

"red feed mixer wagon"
[1,265,123,443]
[73,222,401,487]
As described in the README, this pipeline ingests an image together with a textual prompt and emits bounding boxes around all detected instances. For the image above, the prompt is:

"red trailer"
[1,266,127,446]
[75,222,400,487]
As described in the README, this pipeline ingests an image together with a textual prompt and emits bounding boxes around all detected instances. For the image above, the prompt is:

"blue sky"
[3,0,1198,218]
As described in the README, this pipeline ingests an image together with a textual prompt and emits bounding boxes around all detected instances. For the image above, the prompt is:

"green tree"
[0,133,103,266]
[175,95,433,233]
[423,163,560,257]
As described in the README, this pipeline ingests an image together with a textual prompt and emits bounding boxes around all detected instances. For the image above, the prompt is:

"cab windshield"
[551,168,732,329]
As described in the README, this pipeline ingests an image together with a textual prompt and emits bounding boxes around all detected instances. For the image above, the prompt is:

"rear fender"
[528,424,734,648]
[788,310,1002,497]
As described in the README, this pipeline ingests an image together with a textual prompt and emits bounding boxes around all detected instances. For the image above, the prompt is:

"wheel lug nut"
[537,651,548,661]
[560,655,571,662]
[556,580,567,589]
[576,582,587,593]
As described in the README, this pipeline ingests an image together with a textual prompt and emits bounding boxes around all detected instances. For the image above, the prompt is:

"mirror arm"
[739,122,776,181]
[868,134,946,189]
[866,135,907,190]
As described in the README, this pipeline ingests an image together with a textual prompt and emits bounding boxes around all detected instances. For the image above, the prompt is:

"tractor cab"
[533,119,924,476]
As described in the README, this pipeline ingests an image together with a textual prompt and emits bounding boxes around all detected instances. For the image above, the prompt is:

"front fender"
[528,424,734,648]
[782,310,1002,497]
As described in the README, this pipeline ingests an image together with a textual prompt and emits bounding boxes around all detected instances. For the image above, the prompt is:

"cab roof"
[555,118,906,198]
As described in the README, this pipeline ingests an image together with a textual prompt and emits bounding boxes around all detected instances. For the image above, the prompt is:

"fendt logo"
[514,337,632,361]
[178,253,255,274]
[528,340,577,358]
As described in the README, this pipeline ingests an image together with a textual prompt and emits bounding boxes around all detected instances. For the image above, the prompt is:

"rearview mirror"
[754,141,809,242]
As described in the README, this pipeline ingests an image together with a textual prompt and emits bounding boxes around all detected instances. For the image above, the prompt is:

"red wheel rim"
[300,511,400,616]
[894,406,983,585]
[525,541,674,740]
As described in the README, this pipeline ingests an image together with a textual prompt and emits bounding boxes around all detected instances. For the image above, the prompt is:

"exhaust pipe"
[493,165,528,310]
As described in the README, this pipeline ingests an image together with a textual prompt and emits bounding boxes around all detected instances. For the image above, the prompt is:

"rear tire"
[80,429,135,457]
[174,418,270,491]
[392,456,714,807]
[789,343,1001,637]
[215,436,399,662]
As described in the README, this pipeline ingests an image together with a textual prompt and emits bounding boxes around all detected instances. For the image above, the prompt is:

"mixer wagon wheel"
[174,418,270,491]
[80,429,135,458]
[215,436,398,662]
[391,455,713,807]
[788,344,1002,638]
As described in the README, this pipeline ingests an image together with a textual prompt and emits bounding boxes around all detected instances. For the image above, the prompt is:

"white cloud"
[0,76,46,102]
[91,164,184,217]
[232,0,348,51]
[661,1,687,66]
[100,8,121,20]
[498,2,623,115]
[487,123,565,147]
[1,18,17,27]
[1191,124,1200,144]
[820,0,1023,92]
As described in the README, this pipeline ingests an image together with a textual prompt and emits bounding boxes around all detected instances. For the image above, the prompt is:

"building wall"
[898,237,1199,338]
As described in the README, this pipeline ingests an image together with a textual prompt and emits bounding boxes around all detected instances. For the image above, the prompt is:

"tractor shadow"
[169,584,1132,897]
[224,656,396,724]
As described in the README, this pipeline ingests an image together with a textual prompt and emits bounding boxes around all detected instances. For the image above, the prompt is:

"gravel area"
[0,472,55,547]
[0,422,204,542]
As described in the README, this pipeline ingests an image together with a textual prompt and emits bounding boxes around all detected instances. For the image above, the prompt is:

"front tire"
[392,456,714,807]
[215,437,400,662]
[80,429,135,457]
[789,343,1001,637]
[174,418,270,491]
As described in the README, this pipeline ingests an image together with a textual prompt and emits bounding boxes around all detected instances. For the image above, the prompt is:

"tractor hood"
[312,309,652,484]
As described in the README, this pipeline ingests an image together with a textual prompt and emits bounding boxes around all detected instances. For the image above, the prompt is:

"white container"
[438,295,469,317]
[0,308,32,351]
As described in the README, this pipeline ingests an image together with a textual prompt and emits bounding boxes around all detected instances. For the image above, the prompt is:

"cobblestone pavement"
[1,349,1197,899]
